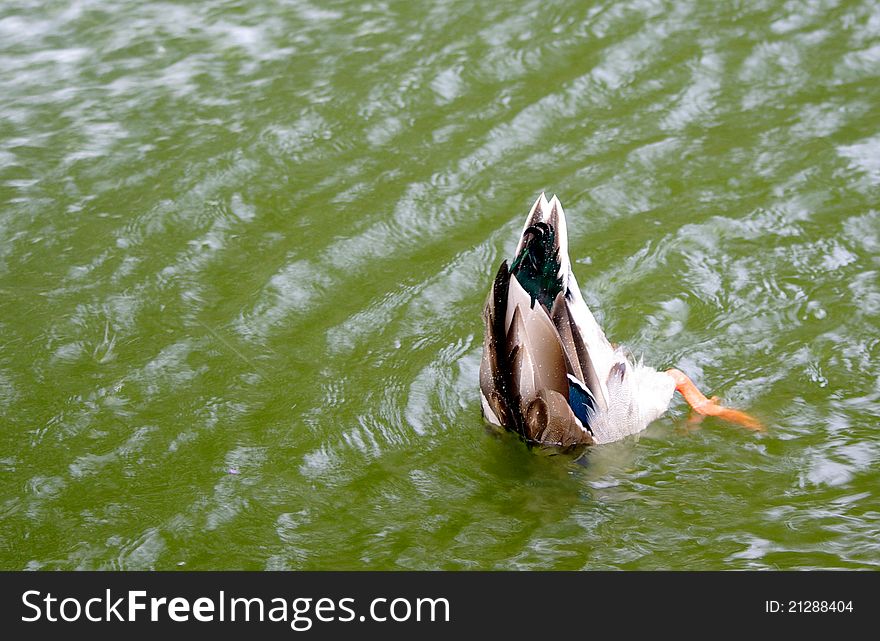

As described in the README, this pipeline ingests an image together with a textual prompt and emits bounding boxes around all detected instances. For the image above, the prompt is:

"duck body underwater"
[479,193,762,450]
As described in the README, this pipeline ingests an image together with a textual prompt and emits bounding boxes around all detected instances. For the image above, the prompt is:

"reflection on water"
[1,0,879,569]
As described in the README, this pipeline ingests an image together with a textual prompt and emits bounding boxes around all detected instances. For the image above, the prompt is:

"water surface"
[2,0,879,569]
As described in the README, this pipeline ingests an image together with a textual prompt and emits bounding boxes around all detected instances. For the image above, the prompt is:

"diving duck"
[479,193,762,448]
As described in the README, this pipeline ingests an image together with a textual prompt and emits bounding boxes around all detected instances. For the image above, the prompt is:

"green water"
[2,0,879,570]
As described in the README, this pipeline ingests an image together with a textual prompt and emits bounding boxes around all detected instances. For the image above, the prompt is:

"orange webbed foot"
[665,369,764,432]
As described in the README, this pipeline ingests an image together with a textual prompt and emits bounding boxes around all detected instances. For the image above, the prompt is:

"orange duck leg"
[665,368,764,432]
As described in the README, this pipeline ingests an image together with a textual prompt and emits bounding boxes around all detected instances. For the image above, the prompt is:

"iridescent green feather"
[509,221,564,312]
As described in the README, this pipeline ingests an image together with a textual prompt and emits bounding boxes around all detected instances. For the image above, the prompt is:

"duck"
[479,193,762,449]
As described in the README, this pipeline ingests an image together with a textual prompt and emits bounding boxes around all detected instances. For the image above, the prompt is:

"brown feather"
[479,262,516,431]
[549,291,585,383]
[525,390,593,447]
[505,279,569,400]
[507,307,537,414]
[550,291,607,412]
